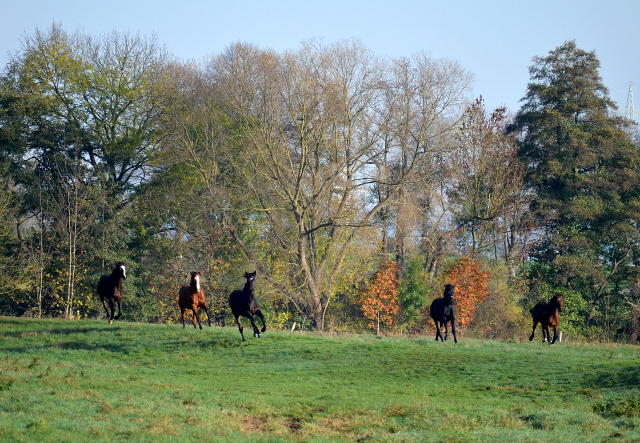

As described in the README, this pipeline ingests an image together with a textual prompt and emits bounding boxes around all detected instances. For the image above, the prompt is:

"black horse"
[430,284,457,343]
[229,271,266,341]
[97,262,127,324]
[529,293,564,345]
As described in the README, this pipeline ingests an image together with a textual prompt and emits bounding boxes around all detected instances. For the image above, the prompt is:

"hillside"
[0,318,639,442]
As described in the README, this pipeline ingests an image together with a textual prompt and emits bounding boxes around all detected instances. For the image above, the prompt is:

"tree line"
[1,25,639,341]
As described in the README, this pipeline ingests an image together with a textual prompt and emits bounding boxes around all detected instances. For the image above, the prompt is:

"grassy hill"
[0,318,639,442]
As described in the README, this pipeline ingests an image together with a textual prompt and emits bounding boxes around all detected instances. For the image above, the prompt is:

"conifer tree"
[507,41,640,325]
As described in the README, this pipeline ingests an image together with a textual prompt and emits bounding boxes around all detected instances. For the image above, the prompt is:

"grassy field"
[0,318,639,442]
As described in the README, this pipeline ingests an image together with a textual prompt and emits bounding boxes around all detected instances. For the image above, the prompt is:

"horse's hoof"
[261,327,266,333]
[108,320,113,325]
[254,333,261,338]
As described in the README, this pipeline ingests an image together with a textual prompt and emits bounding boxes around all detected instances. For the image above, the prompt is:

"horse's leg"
[108,298,116,324]
[246,312,261,337]
[433,320,443,342]
[101,298,111,322]
[201,304,213,327]
[181,307,187,328]
[255,309,266,333]
[543,324,550,344]
[234,315,246,341]
[529,321,538,341]
[443,321,449,341]
[450,317,458,344]
[115,297,123,319]
[192,306,202,330]
[550,324,558,344]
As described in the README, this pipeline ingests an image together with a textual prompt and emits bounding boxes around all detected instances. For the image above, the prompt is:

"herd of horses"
[98,262,565,345]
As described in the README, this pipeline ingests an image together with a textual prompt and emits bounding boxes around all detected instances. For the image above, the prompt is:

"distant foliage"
[443,257,489,328]
[359,258,400,334]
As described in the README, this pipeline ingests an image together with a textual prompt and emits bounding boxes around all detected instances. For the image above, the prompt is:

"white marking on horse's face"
[195,274,201,291]
[121,265,127,279]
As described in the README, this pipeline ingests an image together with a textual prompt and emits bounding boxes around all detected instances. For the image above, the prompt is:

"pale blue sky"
[2,0,639,115]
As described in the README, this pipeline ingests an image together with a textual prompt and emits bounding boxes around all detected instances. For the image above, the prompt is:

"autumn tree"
[443,257,489,328]
[359,258,400,334]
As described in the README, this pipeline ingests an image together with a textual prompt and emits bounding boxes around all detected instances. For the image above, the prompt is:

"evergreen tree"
[507,41,640,327]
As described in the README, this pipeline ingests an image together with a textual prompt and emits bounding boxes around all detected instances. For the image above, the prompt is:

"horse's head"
[115,262,127,280]
[554,293,564,313]
[443,284,455,300]
[243,271,256,291]
[190,271,202,291]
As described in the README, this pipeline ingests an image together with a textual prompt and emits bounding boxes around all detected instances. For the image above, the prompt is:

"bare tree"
[210,41,472,329]
[447,99,531,269]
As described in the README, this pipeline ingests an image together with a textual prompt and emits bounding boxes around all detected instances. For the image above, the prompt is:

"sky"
[2,0,639,116]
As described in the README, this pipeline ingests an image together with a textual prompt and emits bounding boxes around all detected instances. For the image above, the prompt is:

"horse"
[97,262,127,324]
[529,293,564,345]
[430,284,458,343]
[229,271,266,341]
[178,271,213,329]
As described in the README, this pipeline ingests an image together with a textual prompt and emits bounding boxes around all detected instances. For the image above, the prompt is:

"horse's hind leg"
[529,321,538,341]
[255,309,266,333]
[234,315,246,341]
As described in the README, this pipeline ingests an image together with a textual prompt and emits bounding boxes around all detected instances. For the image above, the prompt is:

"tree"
[0,24,169,317]
[443,257,489,328]
[359,257,400,334]
[212,40,472,329]
[448,99,527,257]
[507,41,640,326]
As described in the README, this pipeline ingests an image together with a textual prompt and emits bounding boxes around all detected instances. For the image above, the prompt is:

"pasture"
[0,318,639,442]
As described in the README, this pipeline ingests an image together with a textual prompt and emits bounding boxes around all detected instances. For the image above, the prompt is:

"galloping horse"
[430,284,458,343]
[97,262,127,324]
[229,271,266,341]
[529,293,564,345]
[178,271,213,329]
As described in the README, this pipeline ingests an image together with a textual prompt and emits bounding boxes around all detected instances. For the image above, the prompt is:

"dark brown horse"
[178,271,213,329]
[529,293,564,345]
[430,284,457,343]
[229,271,266,341]
[97,262,127,324]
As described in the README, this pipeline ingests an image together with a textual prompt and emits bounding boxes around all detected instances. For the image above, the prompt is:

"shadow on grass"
[584,365,640,391]
[0,323,243,355]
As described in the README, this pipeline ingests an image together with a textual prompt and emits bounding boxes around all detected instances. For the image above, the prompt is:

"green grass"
[1,318,639,442]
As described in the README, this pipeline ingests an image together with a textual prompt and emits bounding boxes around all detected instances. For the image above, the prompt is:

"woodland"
[1,25,640,342]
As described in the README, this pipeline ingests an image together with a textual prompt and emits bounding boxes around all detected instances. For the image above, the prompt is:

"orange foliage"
[443,257,489,328]
[358,258,400,334]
